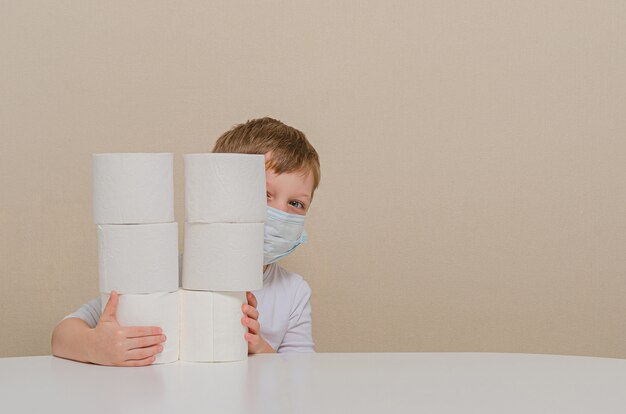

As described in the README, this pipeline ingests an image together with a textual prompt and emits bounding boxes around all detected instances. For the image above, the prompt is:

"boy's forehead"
[265,168,314,197]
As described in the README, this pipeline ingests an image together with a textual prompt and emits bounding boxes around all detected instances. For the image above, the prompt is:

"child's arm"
[51,291,166,366]
[242,291,276,354]
[51,317,97,363]
[277,279,314,353]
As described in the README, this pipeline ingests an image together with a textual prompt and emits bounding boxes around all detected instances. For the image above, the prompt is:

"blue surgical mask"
[264,206,308,265]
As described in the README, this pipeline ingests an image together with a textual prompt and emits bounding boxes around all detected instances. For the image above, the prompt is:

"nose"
[267,199,287,212]
[266,198,289,213]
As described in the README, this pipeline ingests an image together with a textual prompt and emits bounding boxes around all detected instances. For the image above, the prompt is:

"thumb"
[101,291,119,322]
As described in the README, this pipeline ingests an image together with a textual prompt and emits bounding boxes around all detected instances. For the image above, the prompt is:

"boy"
[51,117,320,366]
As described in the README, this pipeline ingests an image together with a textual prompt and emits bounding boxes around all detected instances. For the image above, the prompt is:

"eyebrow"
[295,194,311,201]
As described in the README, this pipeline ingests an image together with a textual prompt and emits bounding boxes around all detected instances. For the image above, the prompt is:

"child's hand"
[87,291,166,366]
[241,291,275,354]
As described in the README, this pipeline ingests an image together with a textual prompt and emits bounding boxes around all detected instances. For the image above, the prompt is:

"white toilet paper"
[93,153,174,224]
[182,222,264,291]
[98,222,179,294]
[100,290,180,364]
[180,290,247,362]
[184,153,266,223]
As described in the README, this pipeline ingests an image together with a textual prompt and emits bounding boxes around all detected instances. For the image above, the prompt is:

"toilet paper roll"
[100,291,180,364]
[98,222,179,294]
[184,153,266,223]
[182,222,264,291]
[93,153,174,224]
[180,290,247,362]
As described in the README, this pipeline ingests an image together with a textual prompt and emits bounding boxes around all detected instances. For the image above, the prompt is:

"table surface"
[1,352,625,413]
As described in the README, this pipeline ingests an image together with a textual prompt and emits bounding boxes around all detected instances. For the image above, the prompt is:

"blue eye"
[289,200,304,209]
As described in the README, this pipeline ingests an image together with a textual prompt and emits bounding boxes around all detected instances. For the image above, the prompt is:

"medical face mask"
[264,206,308,265]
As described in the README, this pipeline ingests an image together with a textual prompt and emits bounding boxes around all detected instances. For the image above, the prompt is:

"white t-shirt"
[62,262,315,353]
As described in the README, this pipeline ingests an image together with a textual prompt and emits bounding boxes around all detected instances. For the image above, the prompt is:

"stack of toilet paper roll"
[181,154,266,362]
[93,153,180,364]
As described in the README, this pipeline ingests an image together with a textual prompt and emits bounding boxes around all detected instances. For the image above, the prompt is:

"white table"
[1,352,625,413]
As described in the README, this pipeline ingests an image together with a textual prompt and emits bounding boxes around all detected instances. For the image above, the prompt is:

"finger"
[241,304,259,320]
[242,316,260,334]
[116,356,156,367]
[126,344,163,360]
[101,291,119,322]
[126,334,166,350]
[246,291,257,308]
[245,332,260,345]
[124,326,163,338]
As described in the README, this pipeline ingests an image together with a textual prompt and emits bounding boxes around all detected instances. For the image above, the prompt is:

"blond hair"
[212,117,321,195]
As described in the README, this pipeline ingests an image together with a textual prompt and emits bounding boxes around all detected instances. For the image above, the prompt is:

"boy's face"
[264,155,314,216]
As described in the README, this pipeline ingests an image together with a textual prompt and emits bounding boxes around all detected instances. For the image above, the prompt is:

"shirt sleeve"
[62,296,102,329]
[277,278,315,353]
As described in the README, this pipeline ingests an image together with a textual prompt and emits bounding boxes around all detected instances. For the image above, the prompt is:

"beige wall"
[1,1,625,358]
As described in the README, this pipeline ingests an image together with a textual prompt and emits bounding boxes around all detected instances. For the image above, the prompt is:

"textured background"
[1,1,625,358]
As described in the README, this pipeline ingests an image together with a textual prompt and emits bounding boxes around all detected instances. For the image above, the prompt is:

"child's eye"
[266,192,271,199]
[289,200,304,209]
